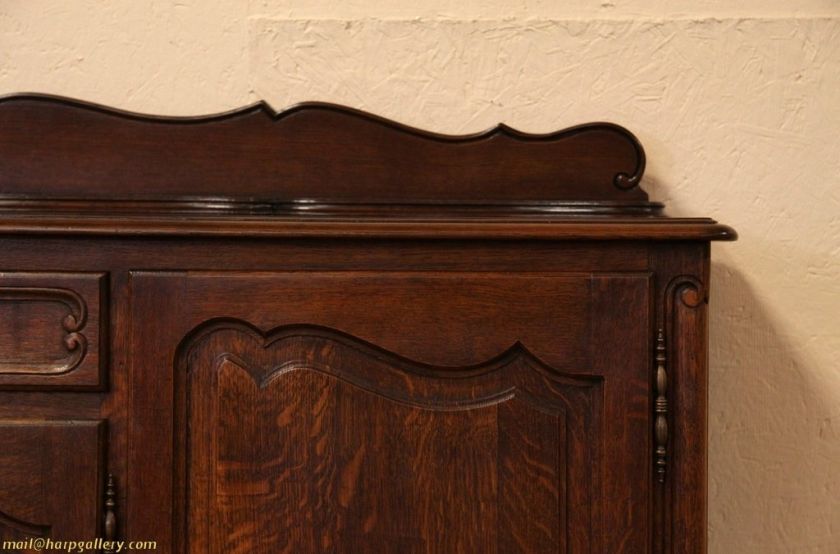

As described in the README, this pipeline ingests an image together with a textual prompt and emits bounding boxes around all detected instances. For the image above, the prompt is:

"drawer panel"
[0,272,107,389]
[0,419,105,541]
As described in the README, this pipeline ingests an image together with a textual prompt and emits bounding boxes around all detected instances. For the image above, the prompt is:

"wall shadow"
[707,254,838,552]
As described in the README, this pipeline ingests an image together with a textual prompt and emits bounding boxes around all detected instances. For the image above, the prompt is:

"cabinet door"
[128,271,652,553]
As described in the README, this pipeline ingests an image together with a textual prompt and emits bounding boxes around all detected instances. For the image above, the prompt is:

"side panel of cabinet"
[128,271,652,553]
[0,420,105,541]
[651,242,712,554]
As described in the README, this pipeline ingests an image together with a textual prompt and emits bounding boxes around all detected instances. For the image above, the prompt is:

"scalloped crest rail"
[0,94,654,211]
[0,94,735,554]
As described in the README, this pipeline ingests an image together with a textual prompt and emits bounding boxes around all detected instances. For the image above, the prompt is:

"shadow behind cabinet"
[0,96,735,553]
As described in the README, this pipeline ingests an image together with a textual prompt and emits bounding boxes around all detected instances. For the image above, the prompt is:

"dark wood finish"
[183,323,601,553]
[0,94,651,210]
[0,272,106,389]
[0,420,105,542]
[103,474,118,554]
[128,271,651,552]
[0,94,735,553]
[0,216,735,241]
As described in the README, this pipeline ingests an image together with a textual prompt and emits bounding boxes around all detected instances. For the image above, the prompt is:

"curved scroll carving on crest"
[613,154,646,191]
[0,508,50,539]
[0,94,653,212]
[0,286,88,376]
[176,319,601,411]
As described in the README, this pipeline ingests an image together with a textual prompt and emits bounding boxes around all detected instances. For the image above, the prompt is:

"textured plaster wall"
[2,2,840,552]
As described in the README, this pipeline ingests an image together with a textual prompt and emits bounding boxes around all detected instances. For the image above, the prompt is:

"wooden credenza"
[0,95,735,553]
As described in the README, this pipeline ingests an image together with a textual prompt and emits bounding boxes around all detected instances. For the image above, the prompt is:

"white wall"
[2,2,839,551]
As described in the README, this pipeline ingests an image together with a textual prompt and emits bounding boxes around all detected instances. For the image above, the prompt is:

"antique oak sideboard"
[0,95,735,553]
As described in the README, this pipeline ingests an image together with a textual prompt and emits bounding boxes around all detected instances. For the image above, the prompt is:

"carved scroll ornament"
[0,286,88,375]
[656,275,706,483]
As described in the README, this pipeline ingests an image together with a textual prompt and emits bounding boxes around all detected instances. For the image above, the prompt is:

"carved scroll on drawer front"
[0,272,106,389]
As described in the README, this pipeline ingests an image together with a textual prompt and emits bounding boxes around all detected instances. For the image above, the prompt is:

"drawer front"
[0,272,107,389]
[128,271,653,553]
[0,420,105,541]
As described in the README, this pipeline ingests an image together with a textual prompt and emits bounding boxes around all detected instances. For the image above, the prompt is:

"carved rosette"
[666,276,705,312]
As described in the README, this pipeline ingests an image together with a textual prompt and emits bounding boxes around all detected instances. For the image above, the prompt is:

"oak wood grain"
[183,324,601,553]
[0,94,650,209]
[0,272,106,389]
[0,420,104,542]
[0,95,733,553]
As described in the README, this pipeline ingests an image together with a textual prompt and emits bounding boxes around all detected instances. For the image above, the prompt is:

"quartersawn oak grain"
[0,94,736,554]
